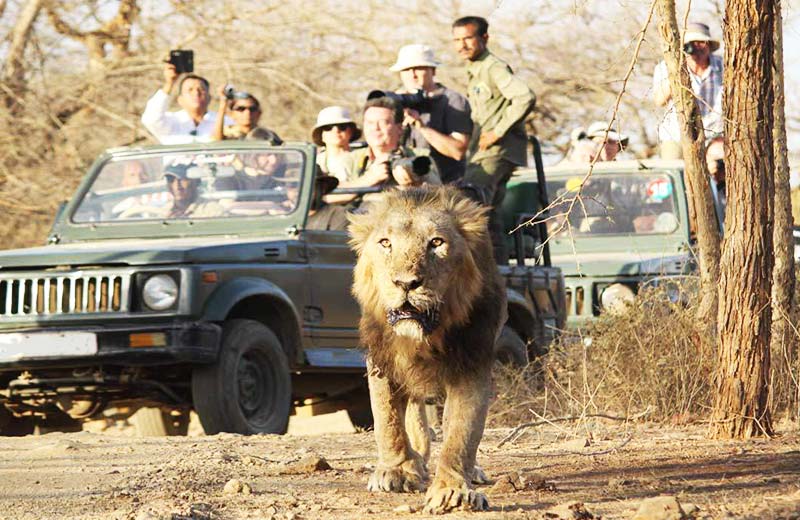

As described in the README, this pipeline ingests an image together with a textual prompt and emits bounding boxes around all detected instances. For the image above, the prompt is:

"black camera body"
[367,89,431,112]
[683,42,699,55]
[168,49,194,74]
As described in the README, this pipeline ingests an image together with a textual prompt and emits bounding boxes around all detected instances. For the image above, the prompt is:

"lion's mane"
[349,186,506,395]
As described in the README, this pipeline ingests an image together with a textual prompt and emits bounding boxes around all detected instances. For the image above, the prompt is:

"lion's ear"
[347,210,374,254]
[450,195,491,244]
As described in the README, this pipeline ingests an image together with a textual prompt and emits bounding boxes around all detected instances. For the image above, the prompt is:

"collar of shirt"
[466,50,492,78]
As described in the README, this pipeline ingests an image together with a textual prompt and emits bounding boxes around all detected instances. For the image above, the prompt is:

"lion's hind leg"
[366,363,427,493]
[424,373,491,514]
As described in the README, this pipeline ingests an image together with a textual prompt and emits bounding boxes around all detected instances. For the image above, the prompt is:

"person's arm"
[652,61,671,107]
[212,87,228,141]
[329,156,391,204]
[479,62,536,150]
[141,63,179,141]
[404,110,469,160]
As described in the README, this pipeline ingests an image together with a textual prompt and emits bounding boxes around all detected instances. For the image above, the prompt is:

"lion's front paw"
[367,460,427,493]
[423,481,488,514]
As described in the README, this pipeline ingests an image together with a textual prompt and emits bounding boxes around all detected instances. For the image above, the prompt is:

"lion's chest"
[384,336,443,399]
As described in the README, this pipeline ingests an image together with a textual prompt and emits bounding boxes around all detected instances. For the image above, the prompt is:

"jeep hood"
[552,250,692,277]
[0,236,294,270]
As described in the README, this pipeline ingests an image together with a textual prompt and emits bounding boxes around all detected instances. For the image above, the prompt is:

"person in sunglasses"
[212,88,283,144]
[311,106,362,183]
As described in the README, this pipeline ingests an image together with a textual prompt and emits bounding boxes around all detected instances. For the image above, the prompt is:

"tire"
[192,319,291,435]
[132,407,189,437]
[494,326,529,367]
[0,406,35,437]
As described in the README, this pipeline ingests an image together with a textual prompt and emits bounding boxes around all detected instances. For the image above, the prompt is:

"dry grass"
[489,283,800,430]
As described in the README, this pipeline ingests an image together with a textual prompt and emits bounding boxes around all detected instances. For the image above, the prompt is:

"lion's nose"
[393,275,423,292]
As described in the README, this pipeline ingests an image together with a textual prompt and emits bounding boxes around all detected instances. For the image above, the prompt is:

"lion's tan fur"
[349,186,506,513]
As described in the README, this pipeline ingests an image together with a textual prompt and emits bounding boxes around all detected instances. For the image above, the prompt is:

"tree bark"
[769,0,796,414]
[711,0,775,439]
[1,0,44,112]
[655,0,721,327]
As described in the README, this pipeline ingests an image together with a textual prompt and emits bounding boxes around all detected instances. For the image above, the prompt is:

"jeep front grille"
[0,273,131,316]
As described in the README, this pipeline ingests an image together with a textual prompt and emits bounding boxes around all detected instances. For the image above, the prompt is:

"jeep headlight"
[142,274,178,311]
[599,283,635,314]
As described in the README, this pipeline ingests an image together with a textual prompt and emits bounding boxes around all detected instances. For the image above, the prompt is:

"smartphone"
[168,50,194,74]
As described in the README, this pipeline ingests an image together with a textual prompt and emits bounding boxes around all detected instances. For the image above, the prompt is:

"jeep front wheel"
[192,319,291,435]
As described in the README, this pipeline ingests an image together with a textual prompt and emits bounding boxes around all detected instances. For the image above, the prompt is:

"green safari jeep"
[0,141,565,435]
[504,159,723,328]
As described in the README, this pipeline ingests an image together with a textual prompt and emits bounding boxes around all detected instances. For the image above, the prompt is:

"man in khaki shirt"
[452,15,536,262]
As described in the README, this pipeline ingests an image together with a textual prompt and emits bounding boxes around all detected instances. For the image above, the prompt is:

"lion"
[348,186,506,514]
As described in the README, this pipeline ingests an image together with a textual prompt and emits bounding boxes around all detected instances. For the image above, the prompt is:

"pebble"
[544,501,595,519]
[632,496,686,520]
[223,478,244,494]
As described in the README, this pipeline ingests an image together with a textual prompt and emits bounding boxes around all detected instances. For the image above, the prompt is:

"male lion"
[349,186,506,514]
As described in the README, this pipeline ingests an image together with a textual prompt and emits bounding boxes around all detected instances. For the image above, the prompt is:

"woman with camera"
[212,86,282,144]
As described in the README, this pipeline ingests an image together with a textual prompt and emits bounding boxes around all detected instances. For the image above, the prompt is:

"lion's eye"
[429,237,445,248]
[379,238,391,249]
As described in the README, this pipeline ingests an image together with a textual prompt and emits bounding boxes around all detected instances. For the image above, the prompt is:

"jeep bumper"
[0,321,221,370]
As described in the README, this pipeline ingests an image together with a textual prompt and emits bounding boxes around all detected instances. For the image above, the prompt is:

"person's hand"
[403,108,423,129]
[162,61,178,94]
[364,159,391,186]
[216,86,229,108]
[478,130,499,151]
[392,163,415,187]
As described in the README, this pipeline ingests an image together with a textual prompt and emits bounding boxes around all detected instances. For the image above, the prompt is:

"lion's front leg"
[366,362,427,493]
[424,372,491,514]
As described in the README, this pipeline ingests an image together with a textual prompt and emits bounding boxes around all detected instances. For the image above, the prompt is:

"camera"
[683,42,698,55]
[389,153,431,178]
[223,84,236,99]
[367,89,430,112]
[168,49,194,74]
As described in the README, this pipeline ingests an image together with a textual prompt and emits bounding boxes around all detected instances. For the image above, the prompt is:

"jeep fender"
[505,287,536,343]
[202,277,303,365]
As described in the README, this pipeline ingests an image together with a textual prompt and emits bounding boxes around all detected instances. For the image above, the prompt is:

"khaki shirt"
[466,51,536,165]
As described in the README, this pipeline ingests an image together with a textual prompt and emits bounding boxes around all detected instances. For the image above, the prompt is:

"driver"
[163,163,223,218]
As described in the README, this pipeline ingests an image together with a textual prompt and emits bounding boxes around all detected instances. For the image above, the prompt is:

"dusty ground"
[0,415,799,520]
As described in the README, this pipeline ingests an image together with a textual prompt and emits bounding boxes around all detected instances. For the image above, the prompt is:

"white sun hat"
[389,44,441,72]
[683,22,720,52]
[586,121,629,147]
[311,106,362,146]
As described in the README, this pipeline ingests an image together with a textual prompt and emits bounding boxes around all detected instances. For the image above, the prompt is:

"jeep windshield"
[546,173,680,238]
[72,149,304,223]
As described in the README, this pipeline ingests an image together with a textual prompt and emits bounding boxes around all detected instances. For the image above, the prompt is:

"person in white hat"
[390,44,473,183]
[585,121,629,161]
[311,106,362,183]
[652,21,723,158]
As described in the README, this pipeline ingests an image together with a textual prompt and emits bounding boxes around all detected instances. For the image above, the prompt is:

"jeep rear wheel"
[192,319,291,435]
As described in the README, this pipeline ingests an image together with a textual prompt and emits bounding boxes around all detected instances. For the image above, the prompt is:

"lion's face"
[349,187,491,340]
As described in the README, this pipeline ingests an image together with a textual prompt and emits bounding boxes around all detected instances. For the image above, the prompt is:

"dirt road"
[0,417,798,520]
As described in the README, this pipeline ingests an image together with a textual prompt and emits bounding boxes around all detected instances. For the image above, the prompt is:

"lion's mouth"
[387,302,440,334]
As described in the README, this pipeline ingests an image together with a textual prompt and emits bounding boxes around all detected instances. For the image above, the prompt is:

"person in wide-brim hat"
[312,106,361,184]
[311,106,361,147]
[585,121,629,162]
[683,22,720,53]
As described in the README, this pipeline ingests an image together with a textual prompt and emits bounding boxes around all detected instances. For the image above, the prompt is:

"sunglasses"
[233,105,260,112]
[320,123,353,132]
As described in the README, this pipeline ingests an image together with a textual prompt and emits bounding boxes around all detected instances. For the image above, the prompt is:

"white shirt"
[141,89,229,144]
[652,54,723,143]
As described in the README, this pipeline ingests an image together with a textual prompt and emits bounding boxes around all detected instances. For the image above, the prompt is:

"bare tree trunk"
[655,0,721,327]
[769,0,797,419]
[711,0,775,439]
[1,0,44,112]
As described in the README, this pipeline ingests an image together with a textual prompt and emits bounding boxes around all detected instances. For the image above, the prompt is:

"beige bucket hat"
[586,121,629,147]
[311,106,362,146]
[683,22,720,52]
[389,44,441,72]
